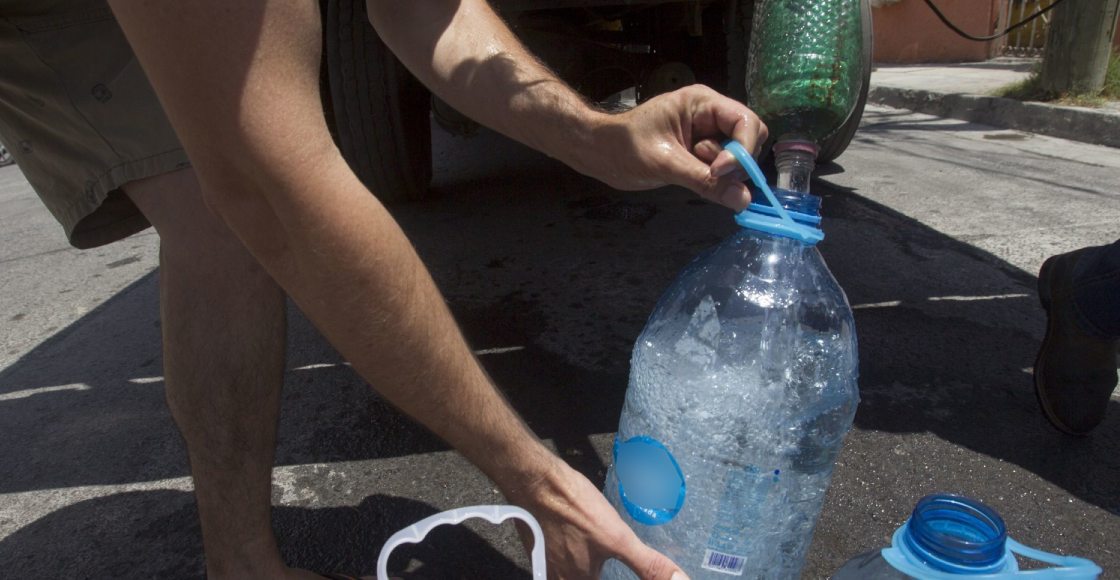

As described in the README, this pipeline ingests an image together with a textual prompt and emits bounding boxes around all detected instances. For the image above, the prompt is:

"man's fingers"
[710,149,740,178]
[679,86,767,191]
[699,142,749,190]
[712,94,768,158]
[693,138,722,164]
[662,144,751,211]
[689,86,768,158]
[733,111,768,157]
[614,535,690,580]
[715,179,751,211]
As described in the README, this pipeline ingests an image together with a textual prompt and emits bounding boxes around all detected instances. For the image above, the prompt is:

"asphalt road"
[1,105,1118,578]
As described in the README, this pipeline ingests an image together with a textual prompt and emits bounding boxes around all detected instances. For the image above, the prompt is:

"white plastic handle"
[375,505,546,580]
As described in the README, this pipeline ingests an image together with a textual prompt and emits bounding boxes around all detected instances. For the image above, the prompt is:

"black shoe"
[1034,249,1120,436]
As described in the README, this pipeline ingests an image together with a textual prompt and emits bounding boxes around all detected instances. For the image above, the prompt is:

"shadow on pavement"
[0,489,530,578]
[0,269,621,495]
[815,180,1120,516]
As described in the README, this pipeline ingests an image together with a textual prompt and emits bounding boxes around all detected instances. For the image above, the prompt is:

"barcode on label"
[701,549,746,576]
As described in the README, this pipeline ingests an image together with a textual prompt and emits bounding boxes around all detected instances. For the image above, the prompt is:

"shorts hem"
[59,148,192,249]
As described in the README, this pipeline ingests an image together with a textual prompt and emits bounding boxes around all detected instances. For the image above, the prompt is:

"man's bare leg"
[123,168,318,579]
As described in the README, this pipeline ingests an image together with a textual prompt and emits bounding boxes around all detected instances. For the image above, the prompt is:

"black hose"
[922,0,1071,42]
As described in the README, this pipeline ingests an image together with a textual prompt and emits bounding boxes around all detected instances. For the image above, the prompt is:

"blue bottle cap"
[723,140,824,246]
[905,494,1009,572]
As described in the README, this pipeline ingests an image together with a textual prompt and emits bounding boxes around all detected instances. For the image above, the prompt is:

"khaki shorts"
[0,0,189,249]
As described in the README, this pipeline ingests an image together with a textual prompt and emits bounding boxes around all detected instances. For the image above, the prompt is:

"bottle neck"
[774,145,816,195]
[770,189,821,219]
[902,494,1009,574]
[730,139,824,244]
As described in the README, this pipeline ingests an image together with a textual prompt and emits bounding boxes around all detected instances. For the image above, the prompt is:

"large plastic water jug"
[601,142,858,579]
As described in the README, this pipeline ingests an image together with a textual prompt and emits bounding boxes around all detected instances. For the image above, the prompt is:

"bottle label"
[701,464,781,574]
[702,549,747,576]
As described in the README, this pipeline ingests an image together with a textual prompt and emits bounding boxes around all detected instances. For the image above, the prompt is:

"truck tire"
[321,0,431,202]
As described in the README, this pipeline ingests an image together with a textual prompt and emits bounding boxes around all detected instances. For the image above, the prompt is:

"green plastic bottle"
[747,0,864,147]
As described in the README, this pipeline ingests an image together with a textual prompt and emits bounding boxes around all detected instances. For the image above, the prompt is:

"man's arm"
[108,2,684,578]
[367,0,767,210]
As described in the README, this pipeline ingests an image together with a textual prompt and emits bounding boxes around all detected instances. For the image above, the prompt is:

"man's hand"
[506,456,687,580]
[575,85,768,212]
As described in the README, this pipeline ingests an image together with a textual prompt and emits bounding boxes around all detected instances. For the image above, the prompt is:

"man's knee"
[122,168,247,255]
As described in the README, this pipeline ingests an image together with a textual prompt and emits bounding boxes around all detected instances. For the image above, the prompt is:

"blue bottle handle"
[723,141,824,245]
[879,523,1102,579]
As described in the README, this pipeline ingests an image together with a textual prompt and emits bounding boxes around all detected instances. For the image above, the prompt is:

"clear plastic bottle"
[601,142,858,579]
[831,494,1102,580]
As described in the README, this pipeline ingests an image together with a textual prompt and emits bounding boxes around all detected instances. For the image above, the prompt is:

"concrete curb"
[868,86,1120,149]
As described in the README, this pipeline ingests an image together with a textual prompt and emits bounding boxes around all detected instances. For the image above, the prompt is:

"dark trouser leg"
[1072,239,1120,339]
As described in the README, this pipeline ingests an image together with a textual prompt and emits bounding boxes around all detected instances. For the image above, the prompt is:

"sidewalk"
[868,57,1120,149]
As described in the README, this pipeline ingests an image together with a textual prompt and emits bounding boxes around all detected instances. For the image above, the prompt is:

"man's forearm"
[260,159,558,495]
[366,0,607,175]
